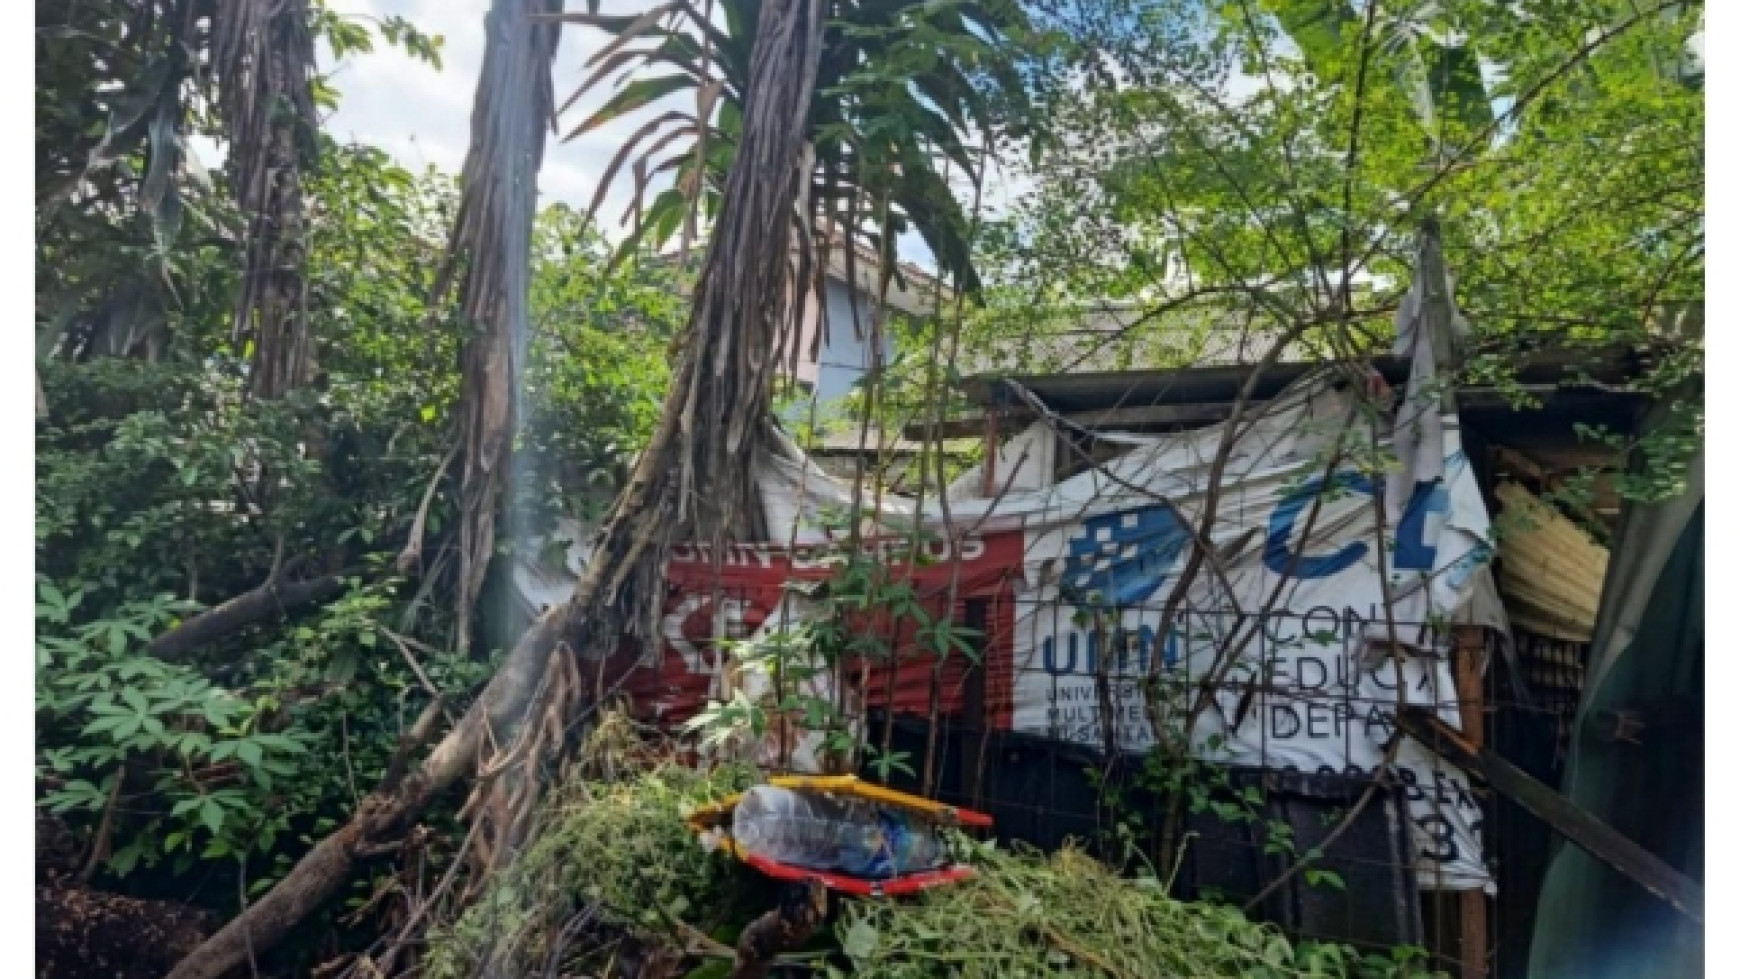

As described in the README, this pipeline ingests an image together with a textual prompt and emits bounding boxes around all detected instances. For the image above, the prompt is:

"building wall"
[815,277,895,404]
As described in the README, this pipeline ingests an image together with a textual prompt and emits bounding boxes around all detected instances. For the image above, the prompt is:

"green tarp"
[1528,434,1703,978]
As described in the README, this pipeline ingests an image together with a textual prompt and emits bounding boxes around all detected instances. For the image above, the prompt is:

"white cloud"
[319,0,695,239]
[316,0,982,268]
[319,0,484,174]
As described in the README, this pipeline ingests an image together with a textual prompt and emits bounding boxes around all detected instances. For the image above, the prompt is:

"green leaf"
[569,74,696,140]
[108,841,142,876]
[842,919,881,959]
[81,714,129,737]
[199,797,224,836]
[256,733,309,755]
[1426,41,1495,138]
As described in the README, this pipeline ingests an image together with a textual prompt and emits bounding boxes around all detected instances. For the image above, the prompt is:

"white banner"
[512,370,1504,890]
[1002,373,1498,890]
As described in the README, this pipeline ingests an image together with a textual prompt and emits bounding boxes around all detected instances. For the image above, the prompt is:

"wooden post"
[1394,705,1703,922]
[981,404,999,498]
[1452,627,1490,979]
[963,599,990,810]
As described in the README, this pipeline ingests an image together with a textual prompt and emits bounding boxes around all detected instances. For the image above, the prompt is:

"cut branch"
[147,572,347,662]
[395,440,459,578]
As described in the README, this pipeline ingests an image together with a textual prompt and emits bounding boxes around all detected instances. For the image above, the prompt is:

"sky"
[282,0,1701,275]
[319,0,645,229]
[312,0,1030,268]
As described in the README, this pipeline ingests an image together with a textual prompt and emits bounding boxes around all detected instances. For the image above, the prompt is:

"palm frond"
[568,73,698,139]
[582,109,697,228]
[551,0,1036,294]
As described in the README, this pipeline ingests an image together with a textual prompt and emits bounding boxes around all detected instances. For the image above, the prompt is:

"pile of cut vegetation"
[837,843,1438,978]
[426,718,1437,978]
[423,718,762,978]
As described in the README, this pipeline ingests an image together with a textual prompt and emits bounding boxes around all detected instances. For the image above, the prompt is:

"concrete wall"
[815,277,895,404]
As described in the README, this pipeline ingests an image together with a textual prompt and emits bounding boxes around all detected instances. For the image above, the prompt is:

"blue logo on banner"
[1263,455,1466,580]
[1060,506,1190,608]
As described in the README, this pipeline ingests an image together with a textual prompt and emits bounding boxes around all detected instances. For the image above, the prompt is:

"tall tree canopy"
[970,0,1701,495]
[556,0,1048,292]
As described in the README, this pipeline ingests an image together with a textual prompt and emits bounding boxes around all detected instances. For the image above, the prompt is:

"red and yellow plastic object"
[685,774,994,897]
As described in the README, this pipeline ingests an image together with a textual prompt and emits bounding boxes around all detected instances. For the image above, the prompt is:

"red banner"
[611,531,1024,730]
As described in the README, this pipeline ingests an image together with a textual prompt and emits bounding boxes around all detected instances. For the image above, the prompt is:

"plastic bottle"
[731,785,946,879]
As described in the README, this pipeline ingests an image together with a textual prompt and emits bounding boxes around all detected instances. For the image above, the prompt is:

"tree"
[35,143,466,974]
[35,0,444,379]
[948,0,1702,898]
[436,0,565,657]
[213,0,321,400]
[989,0,1701,489]
[36,0,226,366]
[166,0,835,972]
[553,0,1044,292]
[36,124,687,979]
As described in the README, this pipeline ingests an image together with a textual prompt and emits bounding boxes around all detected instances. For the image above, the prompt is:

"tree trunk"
[448,0,565,655]
[214,0,319,400]
[146,571,346,661]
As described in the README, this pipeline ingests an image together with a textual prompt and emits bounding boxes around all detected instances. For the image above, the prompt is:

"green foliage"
[424,755,756,979]
[516,205,688,527]
[1088,731,1355,904]
[682,532,982,775]
[561,0,1054,292]
[34,83,684,944]
[834,840,1439,978]
[34,1,1703,973]
[682,624,863,763]
[36,1,451,365]
[36,577,315,875]
[994,0,1702,501]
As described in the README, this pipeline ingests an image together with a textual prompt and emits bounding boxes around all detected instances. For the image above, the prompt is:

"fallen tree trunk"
[147,571,346,661]
[164,607,567,979]
[167,0,826,974]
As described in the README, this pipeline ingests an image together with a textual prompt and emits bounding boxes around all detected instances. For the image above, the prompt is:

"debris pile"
[424,719,1439,978]
[839,843,1439,978]
[424,754,757,978]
